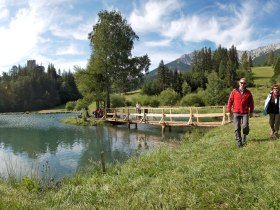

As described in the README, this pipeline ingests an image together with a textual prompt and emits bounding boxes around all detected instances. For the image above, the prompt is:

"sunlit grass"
[252,66,273,87]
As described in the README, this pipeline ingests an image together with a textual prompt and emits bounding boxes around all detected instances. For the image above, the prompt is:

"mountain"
[252,48,280,66]
[147,42,280,77]
[244,42,280,59]
[146,53,193,78]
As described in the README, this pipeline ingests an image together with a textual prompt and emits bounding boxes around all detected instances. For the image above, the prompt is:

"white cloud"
[162,1,255,50]
[0,0,90,73]
[0,7,9,20]
[144,39,172,47]
[56,44,84,56]
[128,0,181,33]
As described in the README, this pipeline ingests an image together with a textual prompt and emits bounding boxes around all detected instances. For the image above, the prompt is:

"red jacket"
[227,88,254,114]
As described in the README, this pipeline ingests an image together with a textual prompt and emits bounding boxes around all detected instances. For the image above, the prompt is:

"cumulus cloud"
[144,39,172,47]
[0,0,90,73]
[128,0,181,33]
[56,44,84,56]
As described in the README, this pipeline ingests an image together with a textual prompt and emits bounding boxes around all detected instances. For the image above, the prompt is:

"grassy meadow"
[1,66,280,209]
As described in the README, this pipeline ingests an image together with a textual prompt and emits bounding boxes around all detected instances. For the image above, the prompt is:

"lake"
[0,113,188,180]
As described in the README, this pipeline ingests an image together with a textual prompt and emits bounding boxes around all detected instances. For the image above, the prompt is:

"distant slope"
[146,53,192,78]
[253,48,280,66]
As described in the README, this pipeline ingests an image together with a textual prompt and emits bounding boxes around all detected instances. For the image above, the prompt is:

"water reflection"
[0,113,187,179]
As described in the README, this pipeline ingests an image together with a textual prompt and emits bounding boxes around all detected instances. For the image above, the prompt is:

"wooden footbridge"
[101,106,231,132]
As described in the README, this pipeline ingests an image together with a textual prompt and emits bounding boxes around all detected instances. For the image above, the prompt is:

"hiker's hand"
[249,112,253,118]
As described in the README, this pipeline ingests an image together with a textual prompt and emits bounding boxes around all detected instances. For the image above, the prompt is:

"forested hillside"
[0,63,81,112]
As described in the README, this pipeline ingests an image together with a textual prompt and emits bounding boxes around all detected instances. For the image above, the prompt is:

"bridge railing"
[103,106,230,126]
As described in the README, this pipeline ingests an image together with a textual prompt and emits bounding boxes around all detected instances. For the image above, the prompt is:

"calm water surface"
[0,113,188,180]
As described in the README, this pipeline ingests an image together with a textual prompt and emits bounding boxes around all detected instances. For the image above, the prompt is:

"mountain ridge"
[147,42,280,76]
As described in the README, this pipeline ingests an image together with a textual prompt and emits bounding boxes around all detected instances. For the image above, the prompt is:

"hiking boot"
[274,132,279,139]
[242,135,247,145]
[237,139,243,148]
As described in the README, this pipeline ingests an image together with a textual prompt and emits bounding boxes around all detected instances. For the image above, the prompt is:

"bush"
[149,96,160,107]
[111,94,126,108]
[159,88,179,106]
[75,99,89,111]
[180,93,205,106]
[65,101,76,111]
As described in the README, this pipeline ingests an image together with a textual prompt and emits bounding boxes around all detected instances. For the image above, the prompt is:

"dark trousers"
[269,113,280,134]
[233,113,249,141]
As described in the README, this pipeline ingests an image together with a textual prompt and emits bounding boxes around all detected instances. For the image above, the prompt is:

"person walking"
[264,84,280,139]
[227,78,254,147]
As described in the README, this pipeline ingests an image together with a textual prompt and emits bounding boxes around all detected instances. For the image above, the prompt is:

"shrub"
[65,101,76,111]
[149,96,160,107]
[111,94,126,108]
[75,99,89,111]
[182,81,191,96]
[180,93,205,106]
[159,88,179,106]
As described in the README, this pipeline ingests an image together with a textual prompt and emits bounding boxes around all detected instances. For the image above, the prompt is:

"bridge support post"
[135,123,137,129]
[162,124,166,133]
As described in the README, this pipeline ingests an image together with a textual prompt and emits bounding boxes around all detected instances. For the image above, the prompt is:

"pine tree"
[274,58,280,76]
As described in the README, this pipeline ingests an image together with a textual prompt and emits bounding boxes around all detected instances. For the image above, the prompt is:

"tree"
[240,51,250,71]
[205,72,229,106]
[248,55,253,67]
[274,58,280,76]
[172,70,183,96]
[156,60,170,91]
[87,10,150,108]
[267,51,275,66]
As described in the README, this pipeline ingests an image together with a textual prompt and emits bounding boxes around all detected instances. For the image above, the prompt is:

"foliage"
[141,78,161,95]
[204,72,229,105]
[20,177,39,192]
[274,58,280,76]
[65,101,76,111]
[156,60,171,92]
[158,88,179,106]
[75,99,89,111]
[180,93,205,106]
[182,81,191,96]
[149,96,160,107]
[0,63,81,112]
[110,94,126,108]
[83,10,150,108]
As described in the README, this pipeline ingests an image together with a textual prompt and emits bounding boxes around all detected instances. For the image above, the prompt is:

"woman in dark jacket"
[264,84,280,138]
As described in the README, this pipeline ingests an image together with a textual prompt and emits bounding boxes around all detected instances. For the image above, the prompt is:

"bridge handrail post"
[222,106,226,125]
[188,107,193,124]
[160,108,165,124]
[127,108,130,121]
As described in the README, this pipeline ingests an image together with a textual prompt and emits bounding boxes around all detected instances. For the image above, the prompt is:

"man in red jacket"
[227,78,254,147]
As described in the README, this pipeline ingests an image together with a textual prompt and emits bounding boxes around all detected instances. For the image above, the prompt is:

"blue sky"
[0,0,280,74]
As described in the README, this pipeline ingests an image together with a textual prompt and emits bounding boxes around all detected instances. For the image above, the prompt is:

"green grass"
[252,66,273,87]
[250,66,273,113]
[1,115,280,209]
